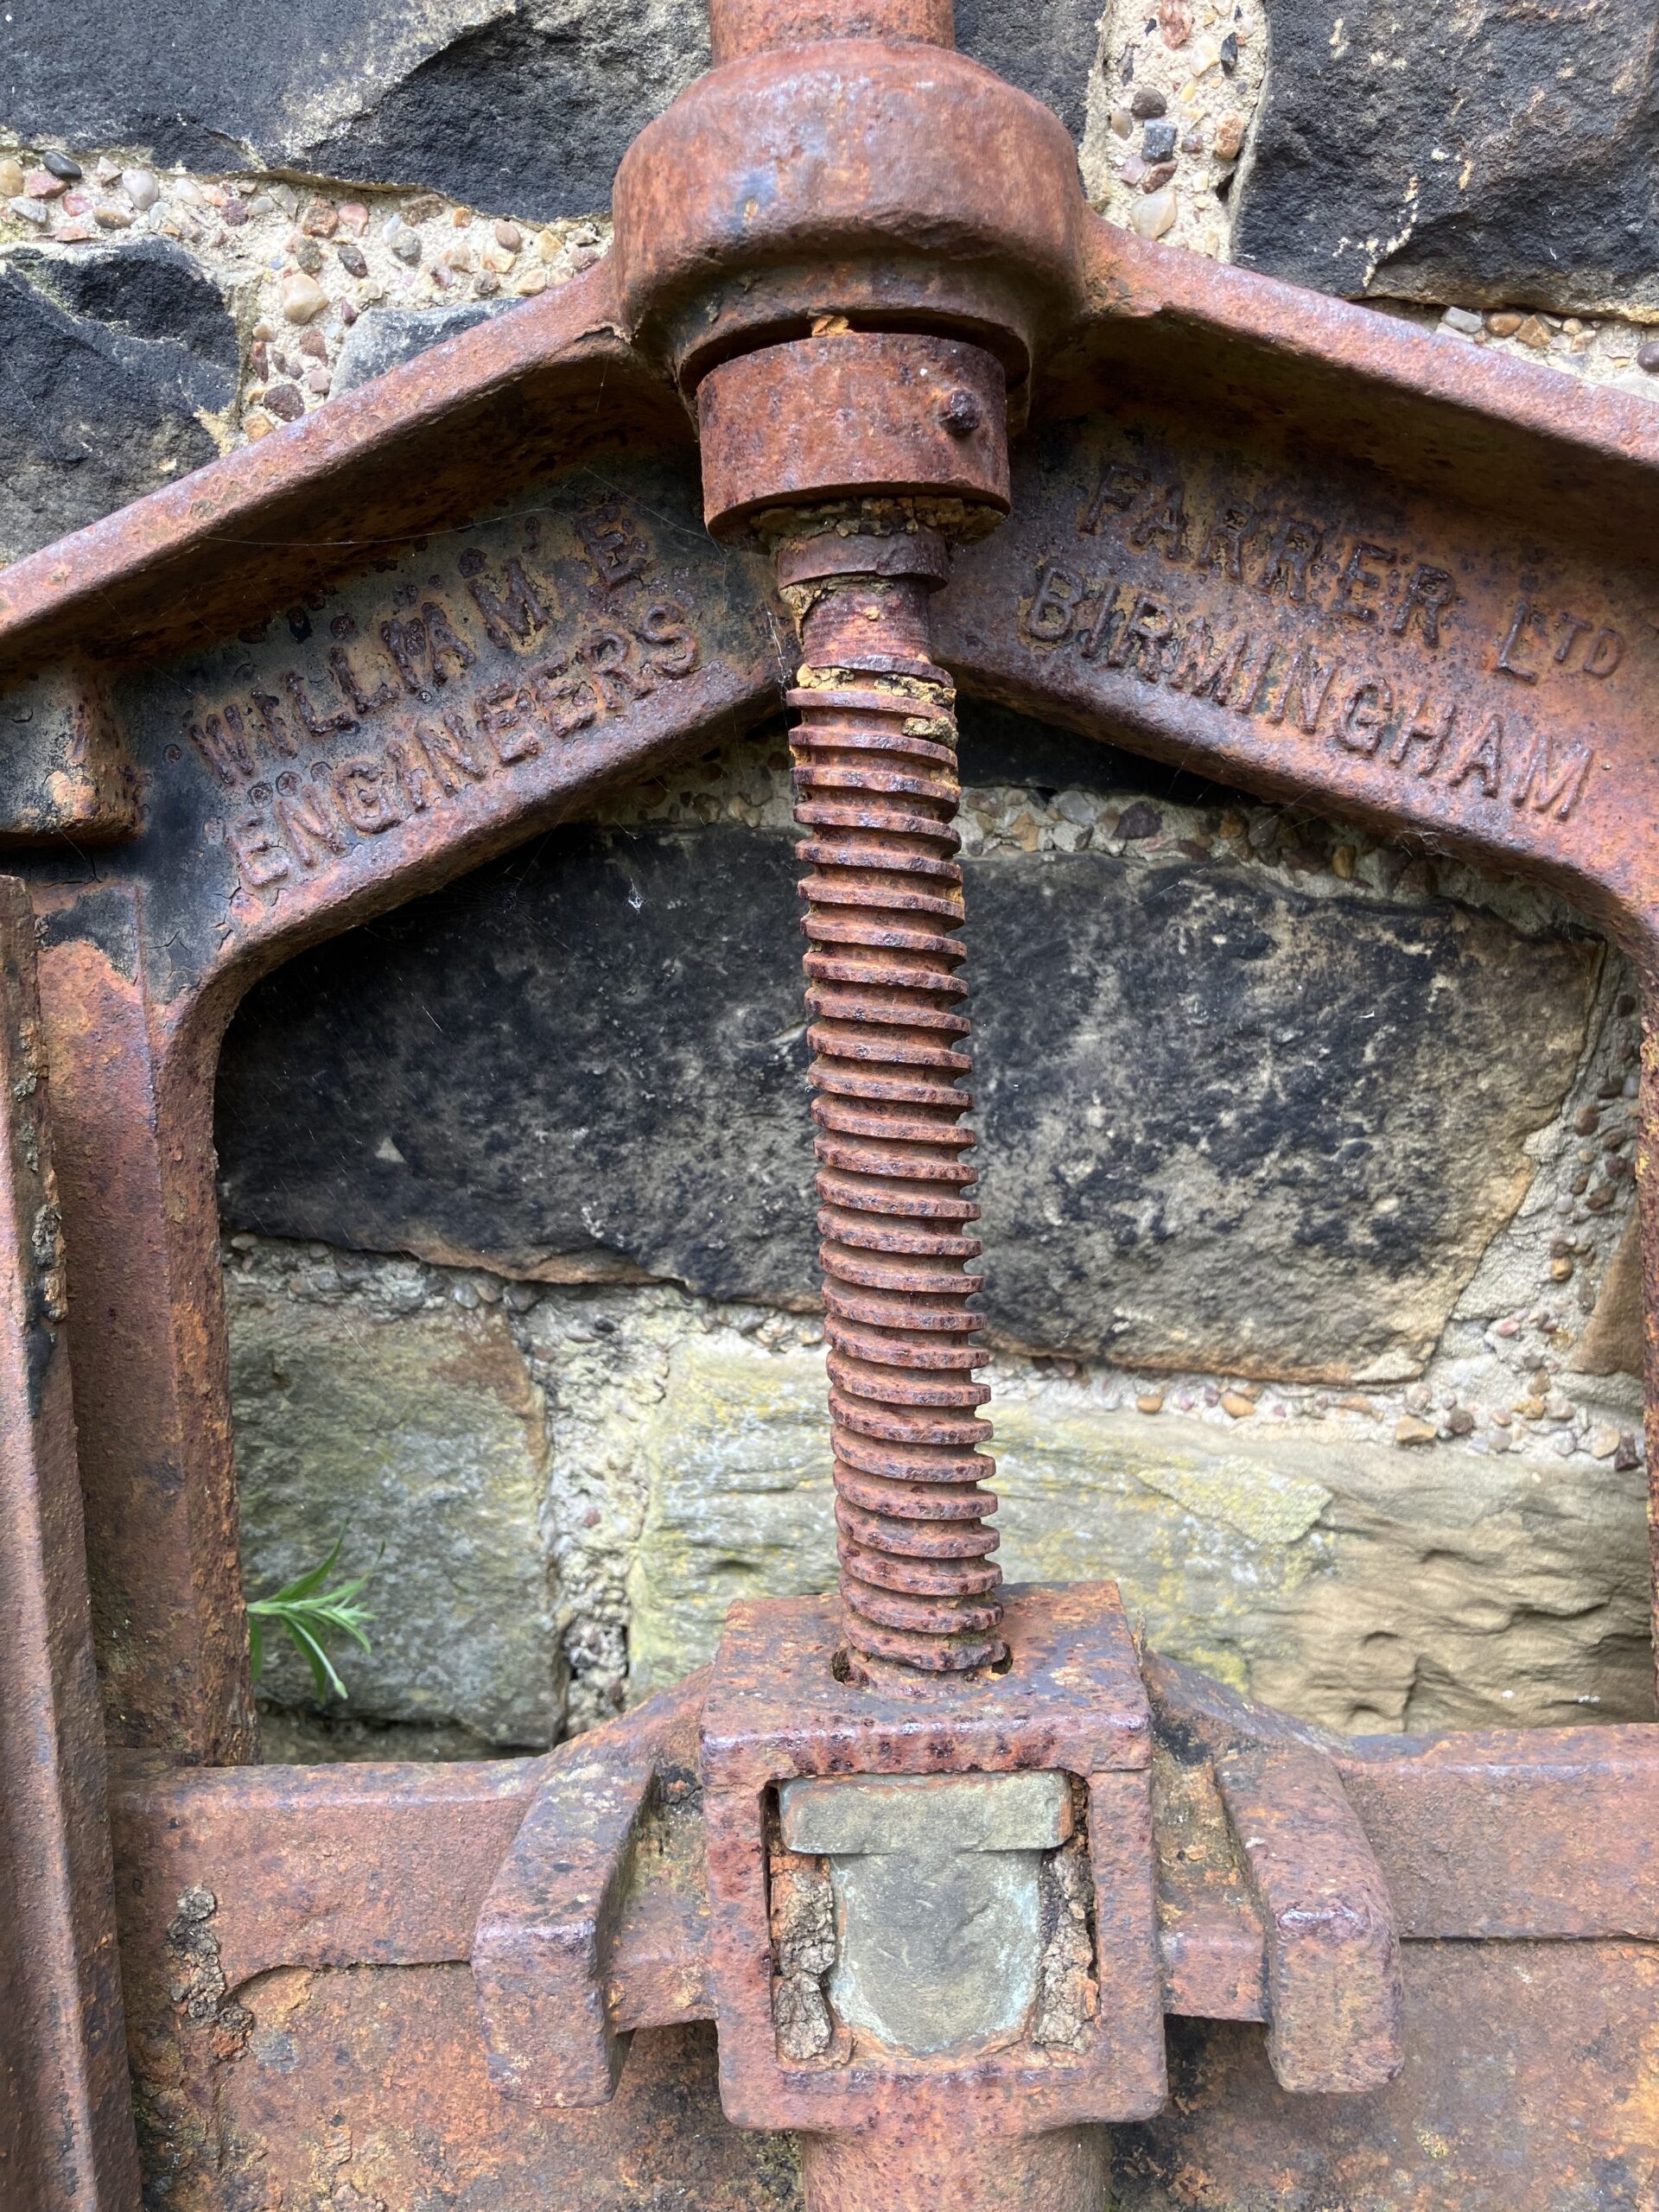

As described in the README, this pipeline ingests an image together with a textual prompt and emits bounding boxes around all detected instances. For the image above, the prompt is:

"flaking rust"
[3,0,1659,2207]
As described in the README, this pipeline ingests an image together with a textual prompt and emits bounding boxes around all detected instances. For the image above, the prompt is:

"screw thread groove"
[787,610,1004,1681]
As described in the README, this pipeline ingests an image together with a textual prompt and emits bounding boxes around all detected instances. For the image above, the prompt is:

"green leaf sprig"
[247,1536,376,1703]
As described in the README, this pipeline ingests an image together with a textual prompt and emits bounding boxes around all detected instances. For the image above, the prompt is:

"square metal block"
[699,1583,1167,2133]
[779,1770,1073,2061]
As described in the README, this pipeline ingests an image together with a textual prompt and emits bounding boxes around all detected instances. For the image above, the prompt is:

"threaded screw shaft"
[785,532,1004,1681]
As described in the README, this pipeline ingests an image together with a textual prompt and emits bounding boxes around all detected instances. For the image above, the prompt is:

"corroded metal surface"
[698,1586,1166,2138]
[613,5,1081,392]
[0,878,139,2209]
[2,0,1659,2204]
[1116,1945,1659,2212]
[699,335,1010,537]
[35,451,774,1766]
[105,1654,1659,2206]
[788,527,1005,1678]
[699,328,1016,1681]
[0,271,679,681]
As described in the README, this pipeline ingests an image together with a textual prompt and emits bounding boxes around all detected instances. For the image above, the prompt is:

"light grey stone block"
[781,1772,1072,2058]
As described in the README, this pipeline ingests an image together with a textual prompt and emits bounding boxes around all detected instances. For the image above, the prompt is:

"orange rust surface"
[5,1,1659,2203]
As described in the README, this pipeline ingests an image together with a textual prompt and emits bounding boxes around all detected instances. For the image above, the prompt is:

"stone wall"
[1,1,1654,1749]
[226,714,1649,1752]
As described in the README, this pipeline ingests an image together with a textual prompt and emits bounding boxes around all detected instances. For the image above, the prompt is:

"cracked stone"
[0,237,237,563]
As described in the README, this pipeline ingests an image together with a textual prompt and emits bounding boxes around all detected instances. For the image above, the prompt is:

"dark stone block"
[0,238,237,564]
[219,822,816,1296]
[215,761,1596,1382]
[333,298,515,395]
[953,0,1105,141]
[4,0,1097,230]
[1232,0,1659,317]
[957,696,1248,809]
[293,0,711,226]
[969,852,1592,1378]
[2,0,709,221]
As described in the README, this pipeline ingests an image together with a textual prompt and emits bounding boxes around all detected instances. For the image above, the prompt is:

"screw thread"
[788,562,1003,1681]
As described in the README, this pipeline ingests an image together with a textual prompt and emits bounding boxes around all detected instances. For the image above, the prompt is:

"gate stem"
[784,532,1005,1683]
[798,2121,1109,2212]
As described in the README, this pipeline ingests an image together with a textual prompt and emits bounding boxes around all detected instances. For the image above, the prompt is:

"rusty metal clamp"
[6,2,1659,2208]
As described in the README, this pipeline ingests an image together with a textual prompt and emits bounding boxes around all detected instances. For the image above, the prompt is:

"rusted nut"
[612,42,1083,392]
[697,333,1009,537]
[775,528,951,589]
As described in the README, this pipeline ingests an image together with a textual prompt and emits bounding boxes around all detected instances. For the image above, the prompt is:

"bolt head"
[940,389,982,437]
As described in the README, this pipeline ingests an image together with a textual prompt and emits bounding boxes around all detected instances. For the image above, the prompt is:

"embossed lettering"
[1128,483,1190,562]
[1585,626,1624,677]
[1554,612,1592,666]
[637,602,701,678]
[332,756,403,834]
[1194,502,1259,583]
[467,557,552,652]
[583,630,655,709]
[1269,645,1340,734]
[178,535,721,876]
[285,671,355,740]
[577,502,651,589]
[250,691,299,760]
[1022,563,1084,642]
[421,712,488,791]
[1448,715,1505,798]
[187,707,254,789]
[274,778,349,866]
[1510,731,1592,821]
[385,733,437,811]
[327,645,397,718]
[1230,639,1279,715]
[1076,583,1125,660]
[1332,541,1396,625]
[476,682,543,765]
[381,616,435,700]
[1168,618,1249,702]
[1495,595,1545,683]
[1104,593,1173,677]
[1081,462,1150,535]
[1338,680,1392,756]
[1391,564,1458,649]
[532,658,600,739]
[1013,548,1604,830]
[1255,518,1324,605]
[1389,693,1454,775]
[227,813,289,887]
[422,601,477,683]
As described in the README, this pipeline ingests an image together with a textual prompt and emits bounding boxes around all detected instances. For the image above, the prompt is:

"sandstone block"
[232,1278,557,1748]
[624,1338,1649,1732]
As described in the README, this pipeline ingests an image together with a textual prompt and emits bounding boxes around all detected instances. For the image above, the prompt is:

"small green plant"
[247,1537,375,1703]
